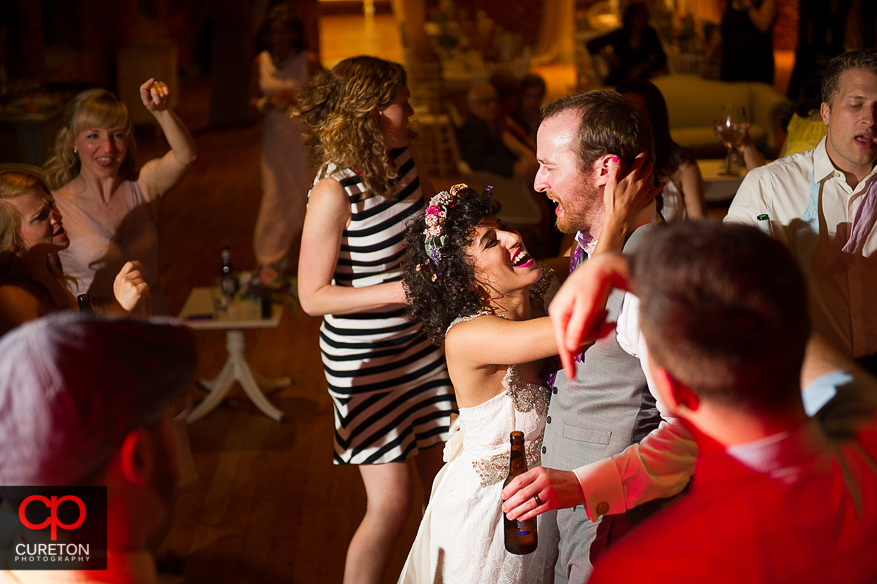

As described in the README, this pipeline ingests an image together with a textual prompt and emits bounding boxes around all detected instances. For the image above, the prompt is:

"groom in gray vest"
[502,91,697,583]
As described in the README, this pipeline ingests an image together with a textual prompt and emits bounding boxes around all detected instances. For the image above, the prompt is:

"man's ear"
[119,428,152,486]
[593,154,617,186]
[820,101,831,126]
[652,365,701,415]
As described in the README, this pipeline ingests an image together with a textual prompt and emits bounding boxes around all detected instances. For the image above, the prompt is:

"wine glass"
[714,105,749,176]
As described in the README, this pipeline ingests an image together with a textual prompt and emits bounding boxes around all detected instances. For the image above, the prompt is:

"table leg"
[188,329,287,423]
[236,357,288,422]
[197,363,291,393]
[197,375,221,391]
[186,352,237,423]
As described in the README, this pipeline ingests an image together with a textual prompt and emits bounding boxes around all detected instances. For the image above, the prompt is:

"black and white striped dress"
[316,147,456,465]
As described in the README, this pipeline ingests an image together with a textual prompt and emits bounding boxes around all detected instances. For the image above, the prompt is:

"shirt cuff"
[573,457,625,523]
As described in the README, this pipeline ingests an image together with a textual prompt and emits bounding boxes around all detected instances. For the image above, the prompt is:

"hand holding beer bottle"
[504,431,538,554]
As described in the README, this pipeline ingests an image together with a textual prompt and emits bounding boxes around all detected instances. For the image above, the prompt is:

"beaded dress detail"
[398,313,551,584]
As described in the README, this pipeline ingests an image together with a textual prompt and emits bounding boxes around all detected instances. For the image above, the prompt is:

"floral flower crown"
[416,183,491,283]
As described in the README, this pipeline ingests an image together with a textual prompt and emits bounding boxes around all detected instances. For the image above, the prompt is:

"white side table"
[697,159,749,203]
[178,287,290,423]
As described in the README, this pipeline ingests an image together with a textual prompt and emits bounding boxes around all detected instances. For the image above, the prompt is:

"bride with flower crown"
[397,177,653,583]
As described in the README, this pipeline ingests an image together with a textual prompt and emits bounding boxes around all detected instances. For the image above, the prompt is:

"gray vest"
[542,223,661,471]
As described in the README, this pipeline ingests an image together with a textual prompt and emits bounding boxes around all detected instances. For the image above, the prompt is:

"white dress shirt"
[725,137,877,358]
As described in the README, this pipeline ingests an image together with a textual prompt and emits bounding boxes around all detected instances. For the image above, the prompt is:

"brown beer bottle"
[503,431,538,554]
[77,294,94,314]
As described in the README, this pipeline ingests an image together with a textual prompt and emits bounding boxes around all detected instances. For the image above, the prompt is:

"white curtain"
[531,0,576,66]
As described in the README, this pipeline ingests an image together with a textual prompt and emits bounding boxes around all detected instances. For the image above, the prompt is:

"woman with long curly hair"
[292,56,456,584]
[397,184,557,583]
[0,170,146,336]
[43,79,196,315]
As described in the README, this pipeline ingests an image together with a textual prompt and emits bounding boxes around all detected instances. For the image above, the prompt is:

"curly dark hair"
[292,56,408,200]
[403,186,501,345]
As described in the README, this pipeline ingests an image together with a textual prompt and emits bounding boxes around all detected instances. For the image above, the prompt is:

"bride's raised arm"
[444,314,558,369]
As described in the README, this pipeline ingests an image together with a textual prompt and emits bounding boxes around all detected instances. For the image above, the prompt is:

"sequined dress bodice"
[459,364,549,485]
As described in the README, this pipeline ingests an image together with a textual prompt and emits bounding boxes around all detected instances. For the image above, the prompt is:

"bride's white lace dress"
[398,315,550,584]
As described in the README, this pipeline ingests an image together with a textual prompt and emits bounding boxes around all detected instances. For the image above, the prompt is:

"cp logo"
[19,495,86,541]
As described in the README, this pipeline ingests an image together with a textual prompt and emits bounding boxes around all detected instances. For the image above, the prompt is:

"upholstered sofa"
[652,75,791,158]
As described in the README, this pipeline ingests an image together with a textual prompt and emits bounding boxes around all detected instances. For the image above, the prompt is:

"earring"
[73,148,78,154]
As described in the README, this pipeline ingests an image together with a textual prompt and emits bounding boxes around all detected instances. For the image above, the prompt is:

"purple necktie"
[569,243,587,274]
[842,177,877,256]
[568,243,587,363]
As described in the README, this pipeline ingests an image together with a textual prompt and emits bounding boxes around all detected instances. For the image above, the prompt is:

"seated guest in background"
[512,73,547,146]
[725,49,877,371]
[456,82,538,182]
[586,3,667,87]
[0,314,197,584]
[0,169,147,336]
[617,79,706,221]
[43,78,196,316]
[490,71,537,152]
[551,221,877,584]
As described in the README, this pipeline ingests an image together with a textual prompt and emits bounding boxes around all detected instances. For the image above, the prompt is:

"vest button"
[542,446,547,454]
[547,416,552,424]
[552,386,558,394]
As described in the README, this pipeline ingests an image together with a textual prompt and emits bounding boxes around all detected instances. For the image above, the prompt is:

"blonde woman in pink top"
[43,78,196,315]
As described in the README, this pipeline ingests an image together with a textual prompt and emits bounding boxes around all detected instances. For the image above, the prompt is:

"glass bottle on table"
[504,431,538,554]
[220,246,238,304]
[714,105,749,176]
